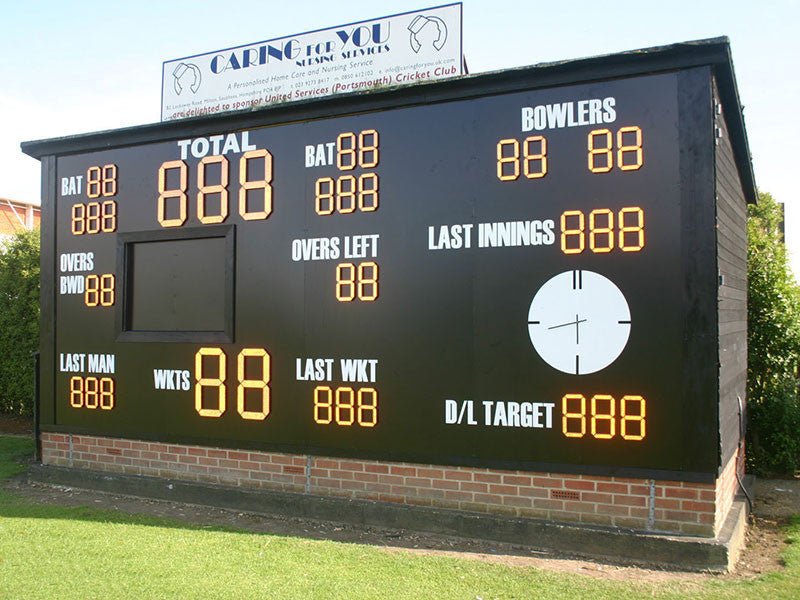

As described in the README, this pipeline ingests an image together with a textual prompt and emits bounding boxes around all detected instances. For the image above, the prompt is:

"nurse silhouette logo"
[172,63,202,95]
[408,15,448,53]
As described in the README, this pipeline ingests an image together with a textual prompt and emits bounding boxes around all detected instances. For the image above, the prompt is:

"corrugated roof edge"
[21,36,756,203]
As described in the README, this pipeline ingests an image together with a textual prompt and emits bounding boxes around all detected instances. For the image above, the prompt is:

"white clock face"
[527,270,631,375]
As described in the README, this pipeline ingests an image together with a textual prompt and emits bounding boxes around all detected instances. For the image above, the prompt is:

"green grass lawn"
[0,436,798,600]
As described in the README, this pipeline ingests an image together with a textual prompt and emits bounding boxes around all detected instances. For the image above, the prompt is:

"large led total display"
[51,70,714,478]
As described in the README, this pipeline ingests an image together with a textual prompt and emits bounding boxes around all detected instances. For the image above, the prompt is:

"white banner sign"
[161,3,463,121]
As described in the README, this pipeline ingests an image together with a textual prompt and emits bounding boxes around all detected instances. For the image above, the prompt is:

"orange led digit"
[314,386,334,424]
[157,160,188,227]
[318,174,379,214]
[560,210,585,254]
[337,132,357,170]
[617,126,643,171]
[496,138,520,181]
[357,262,379,301]
[70,376,84,408]
[85,164,118,199]
[197,155,229,224]
[590,394,616,439]
[336,263,356,301]
[358,173,379,212]
[71,204,86,235]
[336,175,357,214]
[358,129,379,168]
[101,200,117,232]
[335,387,356,425]
[621,395,646,440]
[71,201,115,234]
[619,207,645,251]
[357,388,378,427]
[99,377,114,410]
[589,209,614,253]
[101,164,118,197]
[84,377,99,409]
[86,202,101,234]
[315,386,379,427]
[561,394,586,438]
[588,129,613,173]
[69,375,115,410]
[558,393,646,441]
[238,149,273,220]
[523,135,547,179]
[561,208,645,254]
[100,274,115,306]
[86,166,102,198]
[84,274,113,307]
[236,348,270,421]
[84,275,99,307]
[195,347,226,417]
[315,177,335,215]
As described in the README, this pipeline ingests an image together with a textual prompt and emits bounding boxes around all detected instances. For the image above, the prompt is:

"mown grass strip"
[0,435,798,599]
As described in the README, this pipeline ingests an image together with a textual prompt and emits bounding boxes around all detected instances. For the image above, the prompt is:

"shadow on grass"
[0,436,551,563]
[0,486,260,537]
[0,436,274,537]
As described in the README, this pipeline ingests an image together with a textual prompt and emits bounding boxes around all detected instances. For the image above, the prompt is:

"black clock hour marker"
[572,270,583,290]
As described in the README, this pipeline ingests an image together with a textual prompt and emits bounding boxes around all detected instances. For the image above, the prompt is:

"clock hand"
[547,318,587,330]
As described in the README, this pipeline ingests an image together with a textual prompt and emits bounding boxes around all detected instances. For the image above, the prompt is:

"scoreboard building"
[23,37,755,569]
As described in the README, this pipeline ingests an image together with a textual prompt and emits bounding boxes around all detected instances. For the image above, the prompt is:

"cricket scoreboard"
[26,46,743,481]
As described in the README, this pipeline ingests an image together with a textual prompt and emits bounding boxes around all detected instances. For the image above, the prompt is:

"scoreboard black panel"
[33,65,723,480]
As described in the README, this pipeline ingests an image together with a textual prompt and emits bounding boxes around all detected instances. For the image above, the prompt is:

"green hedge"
[0,228,40,416]
[746,192,800,476]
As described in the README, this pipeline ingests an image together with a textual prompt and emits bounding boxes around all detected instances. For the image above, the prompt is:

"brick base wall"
[715,447,744,532]
[41,432,741,537]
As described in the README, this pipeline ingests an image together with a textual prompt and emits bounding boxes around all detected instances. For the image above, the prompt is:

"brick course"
[40,432,742,536]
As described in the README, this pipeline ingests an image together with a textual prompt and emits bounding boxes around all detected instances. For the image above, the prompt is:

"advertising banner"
[161,3,463,121]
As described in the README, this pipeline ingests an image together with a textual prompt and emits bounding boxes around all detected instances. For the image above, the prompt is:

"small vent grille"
[551,490,580,501]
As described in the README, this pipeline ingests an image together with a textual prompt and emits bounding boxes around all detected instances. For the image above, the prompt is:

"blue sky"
[2,0,798,269]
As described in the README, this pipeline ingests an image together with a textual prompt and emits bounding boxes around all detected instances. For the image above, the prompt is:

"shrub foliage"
[746,192,800,475]
[0,228,40,416]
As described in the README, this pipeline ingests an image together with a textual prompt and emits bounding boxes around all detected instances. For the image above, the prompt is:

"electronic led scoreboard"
[24,40,754,482]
